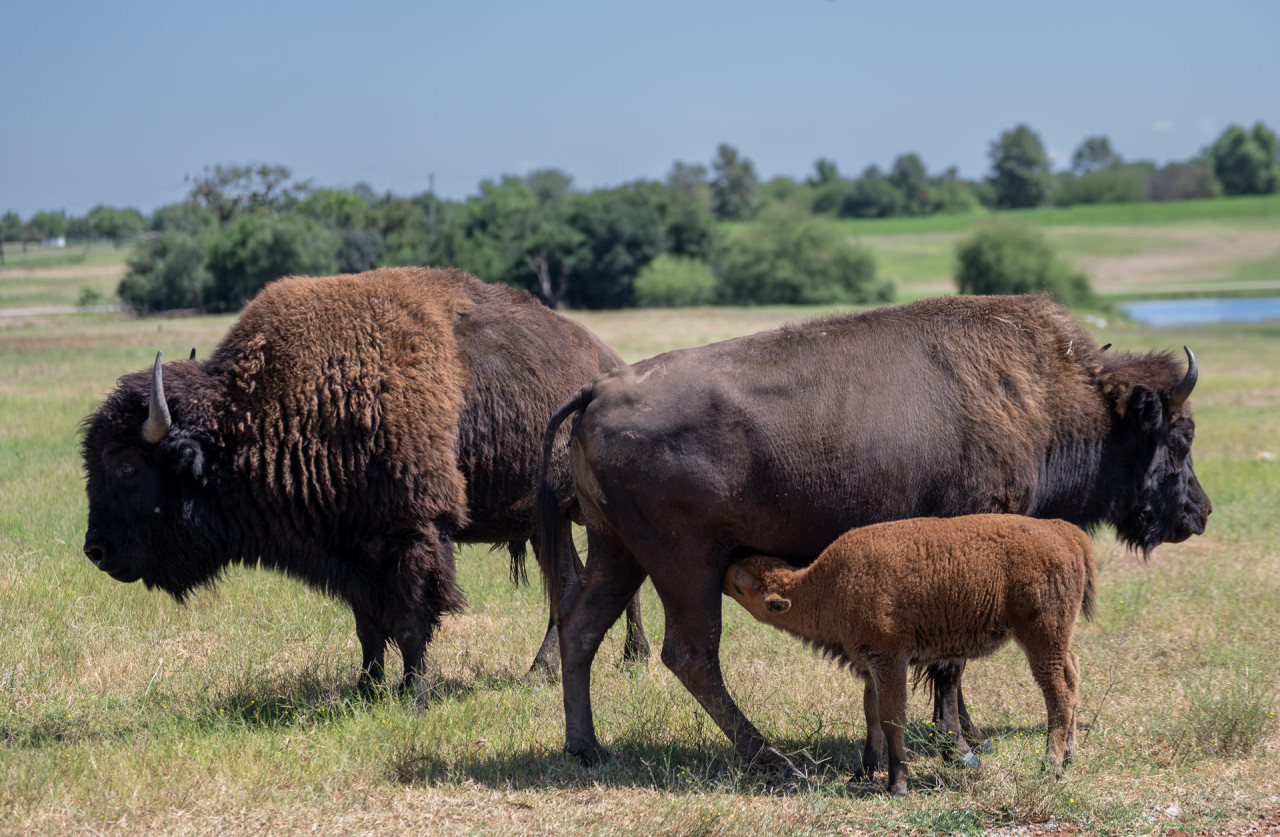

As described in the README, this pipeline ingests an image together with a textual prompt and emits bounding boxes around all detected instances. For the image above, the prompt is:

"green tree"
[838,165,905,218]
[118,232,211,313]
[1148,161,1221,201]
[205,214,340,311]
[717,218,892,305]
[187,163,307,225]
[85,205,146,243]
[988,124,1052,209]
[150,200,218,235]
[292,189,370,229]
[808,158,840,187]
[666,161,712,213]
[889,153,929,215]
[710,143,760,221]
[562,185,668,308]
[1071,136,1120,174]
[30,210,69,240]
[1208,123,1280,196]
[954,223,1094,306]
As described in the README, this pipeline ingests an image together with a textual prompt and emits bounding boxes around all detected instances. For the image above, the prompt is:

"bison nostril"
[84,544,105,566]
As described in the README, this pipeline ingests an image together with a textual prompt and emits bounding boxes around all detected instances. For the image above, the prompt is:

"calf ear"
[1127,384,1164,435]
[765,594,792,613]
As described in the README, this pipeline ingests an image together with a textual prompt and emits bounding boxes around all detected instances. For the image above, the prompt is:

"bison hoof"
[525,657,561,683]
[958,751,982,769]
[567,740,612,766]
[972,739,994,754]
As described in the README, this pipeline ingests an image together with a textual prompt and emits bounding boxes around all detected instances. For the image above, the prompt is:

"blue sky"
[3,0,1277,216]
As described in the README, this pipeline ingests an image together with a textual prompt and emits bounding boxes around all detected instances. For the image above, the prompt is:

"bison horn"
[141,351,173,444]
[1099,343,1112,352]
[1167,346,1198,412]
[189,347,197,360]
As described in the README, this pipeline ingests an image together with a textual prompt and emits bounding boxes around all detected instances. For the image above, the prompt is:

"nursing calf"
[723,514,1096,797]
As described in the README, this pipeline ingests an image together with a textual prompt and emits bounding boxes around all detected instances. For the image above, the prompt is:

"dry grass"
[2,303,1278,836]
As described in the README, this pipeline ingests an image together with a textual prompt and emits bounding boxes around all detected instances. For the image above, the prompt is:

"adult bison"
[81,266,644,697]
[539,293,1210,772]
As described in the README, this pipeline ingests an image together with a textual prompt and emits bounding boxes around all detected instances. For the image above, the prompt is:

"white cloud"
[1151,119,1175,133]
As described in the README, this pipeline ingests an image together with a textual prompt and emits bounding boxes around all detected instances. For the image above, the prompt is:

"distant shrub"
[205,214,340,311]
[954,223,1096,307]
[717,220,893,305]
[118,231,211,313]
[633,255,718,307]
[1055,166,1151,206]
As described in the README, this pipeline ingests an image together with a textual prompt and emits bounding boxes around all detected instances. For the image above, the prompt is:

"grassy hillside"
[2,306,1278,835]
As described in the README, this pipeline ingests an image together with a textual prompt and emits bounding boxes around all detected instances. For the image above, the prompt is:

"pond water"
[1120,296,1280,326]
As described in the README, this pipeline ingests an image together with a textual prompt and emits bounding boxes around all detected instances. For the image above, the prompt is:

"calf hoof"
[567,740,612,766]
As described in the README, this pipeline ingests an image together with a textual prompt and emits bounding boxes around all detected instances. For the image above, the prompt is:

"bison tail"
[536,384,596,622]
[1079,533,1099,622]
[506,540,528,587]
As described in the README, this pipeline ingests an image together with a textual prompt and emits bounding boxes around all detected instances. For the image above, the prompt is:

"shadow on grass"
[383,725,1017,798]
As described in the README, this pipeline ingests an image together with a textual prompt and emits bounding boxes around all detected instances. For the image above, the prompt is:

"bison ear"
[1127,384,1164,435]
[765,593,792,613]
[169,437,207,483]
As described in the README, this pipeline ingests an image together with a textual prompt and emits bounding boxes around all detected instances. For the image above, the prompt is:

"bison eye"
[118,462,138,479]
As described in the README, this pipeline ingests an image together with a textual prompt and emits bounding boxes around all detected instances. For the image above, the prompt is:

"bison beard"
[540,293,1210,773]
[81,266,641,699]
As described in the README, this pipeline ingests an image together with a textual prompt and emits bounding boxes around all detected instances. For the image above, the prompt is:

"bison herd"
[80,267,1210,796]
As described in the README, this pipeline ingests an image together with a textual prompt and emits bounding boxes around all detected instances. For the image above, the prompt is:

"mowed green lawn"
[2,300,1278,836]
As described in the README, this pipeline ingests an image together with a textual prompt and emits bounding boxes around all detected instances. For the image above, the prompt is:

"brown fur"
[81,266,635,695]
[724,514,1096,796]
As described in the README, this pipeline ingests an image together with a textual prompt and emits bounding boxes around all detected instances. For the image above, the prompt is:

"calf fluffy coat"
[723,514,1096,796]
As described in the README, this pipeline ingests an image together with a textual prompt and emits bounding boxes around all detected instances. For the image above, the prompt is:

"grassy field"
[2,298,1279,835]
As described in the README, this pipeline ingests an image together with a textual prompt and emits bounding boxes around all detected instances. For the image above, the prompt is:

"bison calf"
[723,514,1096,797]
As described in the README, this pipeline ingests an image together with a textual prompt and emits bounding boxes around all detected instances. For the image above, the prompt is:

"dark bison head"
[81,353,227,601]
[1106,346,1211,554]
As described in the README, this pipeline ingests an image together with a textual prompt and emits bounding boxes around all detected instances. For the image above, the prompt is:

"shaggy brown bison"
[81,266,644,697]
[539,293,1209,772]
[724,514,1097,796]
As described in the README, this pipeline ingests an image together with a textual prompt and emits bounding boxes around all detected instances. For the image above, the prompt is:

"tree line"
[4,121,1277,312]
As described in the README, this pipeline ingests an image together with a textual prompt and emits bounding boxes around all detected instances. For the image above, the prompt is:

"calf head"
[723,556,793,622]
[1104,346,1212,554]
[81,353,226,601]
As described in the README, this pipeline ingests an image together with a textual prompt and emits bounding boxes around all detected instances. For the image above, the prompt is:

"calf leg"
[929,661,981,766]
[559,532,648,764]
[871,655,911,797]
[855,676,884,781]
[1025,644,1078,773]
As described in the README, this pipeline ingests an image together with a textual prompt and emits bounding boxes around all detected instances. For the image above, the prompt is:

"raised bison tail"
[537,384,596,623]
